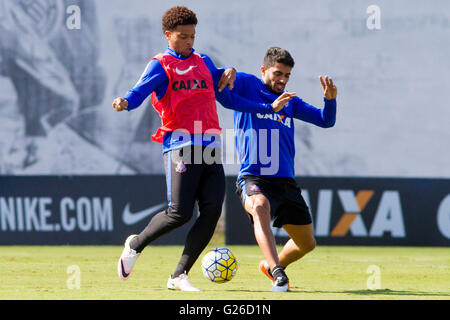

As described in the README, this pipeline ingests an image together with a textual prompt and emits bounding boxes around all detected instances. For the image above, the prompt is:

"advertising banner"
[0,175,195,245]
[2,176,449,246]
[225,176,450,246]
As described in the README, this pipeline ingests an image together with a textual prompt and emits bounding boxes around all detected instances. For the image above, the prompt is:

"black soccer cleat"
[270,266,290,292]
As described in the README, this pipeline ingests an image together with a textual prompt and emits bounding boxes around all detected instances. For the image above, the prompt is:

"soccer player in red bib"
[113,6,291,291]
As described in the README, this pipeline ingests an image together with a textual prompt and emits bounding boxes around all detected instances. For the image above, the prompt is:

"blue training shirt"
[123,48,273,153]
[231,72,337,180]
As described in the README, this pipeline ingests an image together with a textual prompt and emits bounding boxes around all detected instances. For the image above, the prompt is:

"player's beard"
[265,82,285,95]
[273,82,286,93]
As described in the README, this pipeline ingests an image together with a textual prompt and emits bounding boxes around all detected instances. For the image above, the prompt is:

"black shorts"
[235,175,312,228]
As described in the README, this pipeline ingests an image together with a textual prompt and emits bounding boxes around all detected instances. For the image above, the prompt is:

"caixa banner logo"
[226,177,450,246]
[306,190,405,238]
[272,190,407,238]
[272,186,450,245]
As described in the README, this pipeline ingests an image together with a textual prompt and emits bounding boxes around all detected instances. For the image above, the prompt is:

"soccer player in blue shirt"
[233,47,337,291]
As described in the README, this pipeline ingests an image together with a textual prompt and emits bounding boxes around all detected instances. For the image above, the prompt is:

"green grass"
[0,244,449,300]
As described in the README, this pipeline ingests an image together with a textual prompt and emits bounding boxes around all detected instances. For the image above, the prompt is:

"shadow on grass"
[342,289,450,297]
[289,288,450,297]
[193,287,450,297]
[221,289,271,293]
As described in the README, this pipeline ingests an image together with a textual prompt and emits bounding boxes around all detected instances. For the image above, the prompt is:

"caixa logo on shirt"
[172,79,209,91]
[256,113,292,128]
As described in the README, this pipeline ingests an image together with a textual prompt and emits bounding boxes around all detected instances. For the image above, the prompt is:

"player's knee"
[173,213,193,227]
[303,237,316,253]
[199,202,222,221]
[245,194,269,211]
[166,206,193,226]
[249,203,270,222]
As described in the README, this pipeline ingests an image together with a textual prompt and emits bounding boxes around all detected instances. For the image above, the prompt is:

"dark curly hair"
[263,47,295,68]
[162,6,198,31]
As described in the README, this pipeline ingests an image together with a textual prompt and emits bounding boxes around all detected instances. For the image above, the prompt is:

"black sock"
[129,237,140,252]
[271,266,288,280]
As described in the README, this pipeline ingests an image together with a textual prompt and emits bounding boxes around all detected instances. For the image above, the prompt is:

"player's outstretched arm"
[218,87,295,114]
[216,71,296,114]
[114,59,168,112]
[291,76,337,127]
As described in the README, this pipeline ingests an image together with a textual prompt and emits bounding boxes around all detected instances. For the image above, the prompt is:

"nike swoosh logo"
[122,202,167,225]
[120,259,130,278]
[175,65,197,75]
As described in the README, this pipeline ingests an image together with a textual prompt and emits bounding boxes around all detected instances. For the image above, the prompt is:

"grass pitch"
[0,244,448,300]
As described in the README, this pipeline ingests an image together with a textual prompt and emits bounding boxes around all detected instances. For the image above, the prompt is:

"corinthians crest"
[175,160,187,173]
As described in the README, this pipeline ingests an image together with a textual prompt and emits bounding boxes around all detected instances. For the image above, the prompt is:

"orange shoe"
[259,261,290,292]
[258,260,274,281]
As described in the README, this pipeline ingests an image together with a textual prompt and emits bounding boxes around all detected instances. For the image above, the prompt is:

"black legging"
[130,145,225,277]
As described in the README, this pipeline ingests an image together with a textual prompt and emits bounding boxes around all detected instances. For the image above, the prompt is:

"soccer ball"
[201,247,238,283]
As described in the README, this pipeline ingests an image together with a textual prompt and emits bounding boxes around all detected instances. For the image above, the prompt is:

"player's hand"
[112,97,128,112]
[272,92,296,112]
[218,68,236,92]
[319,75,337,100]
